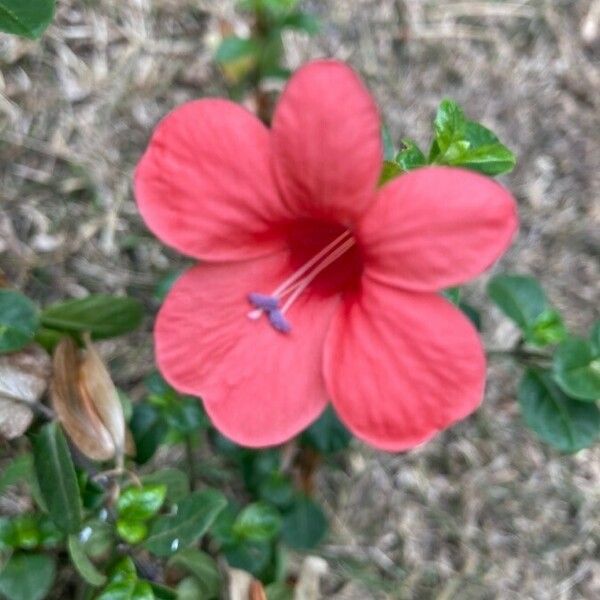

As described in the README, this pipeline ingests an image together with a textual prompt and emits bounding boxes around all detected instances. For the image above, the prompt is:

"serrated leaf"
[0,345,51,439]
[233,502,282,541]
[144,490,227,557]
[0,289,39,353]
[281,496,327,550]
[0,0,55,40]
[31,421,83,533]
[553,337,600,401]
[518,369,600,453]
[68,533,107,587]
[0,553,55,600]
[41,294,143,340]
[167,549,221,599]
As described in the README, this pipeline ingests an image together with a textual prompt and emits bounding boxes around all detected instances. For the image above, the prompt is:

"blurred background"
[1,1,599,597]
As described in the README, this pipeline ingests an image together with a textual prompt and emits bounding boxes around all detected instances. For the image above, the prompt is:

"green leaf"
[433,99,466,155]
[144,489,227,557]
[449,140,516,176]
[117,484,167,522]
[280,11,319,34]
[31,421,82,534]
[0,0,55,40]
[68,533,107,587]
[167,549,221,599]
[80,519,113,560]
[281,496,327,550]
[396,139,426,172]
[117,519,148,545]
[215,36,259,64]
[553,337,600,401]
[130,403,168,464]
[378,160,403,186]
[0,453,33,495]
[259,473,295,510]
[40,294,143,340]
[233,502,282,541]
[487,274,563,346]
[518,369,600,453]
[301,405,352,453]
[0,290,39,353]
[142,469,189,504]
[0,553,55,600]
[265,582,294,600]
[223,540,272,577]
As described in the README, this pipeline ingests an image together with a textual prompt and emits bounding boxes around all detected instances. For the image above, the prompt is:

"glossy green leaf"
[396,139,426,172]
[144,489,227,557]
[301,405,352,454]
[487,274,563,346]
[553,337,600,401]
[518,369,600,453]
[40,294,143,340]
[80,519,113,560]
[281,496,327,550]
[0,0,55,39]
[233,502,282,541]
[117,484,167,522]
[0,553,55,600]
[0,290,39,353]
[130,403,168,464]
[142,469,189,504]
[31,421,82,533]
[68,533,107,587]
[378,160,403,186]
[168,549,221,599]
[117,519,148,545]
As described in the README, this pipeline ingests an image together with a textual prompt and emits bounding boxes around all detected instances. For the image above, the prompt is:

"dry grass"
[1,1,599,598]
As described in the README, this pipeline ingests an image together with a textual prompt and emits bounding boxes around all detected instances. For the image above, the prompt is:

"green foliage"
[116,484,167,544]
[553,335,600,401]
[40,294,143,340]
[0,0,55,39]
[31,422,83,534]
[0,553,55,600]
[96,557,155,600]
[301,406,352,454]
[233,502,283,541]
[487,274,566,346]
[396,139,427,172]
[144,490,227,557]
[518,370,600,453]
[67,533,107,587]
[0,513,62,551]
[142,469,190,504]
[0,290,39,353]
[281,496,327,550]
[167,549,221,599]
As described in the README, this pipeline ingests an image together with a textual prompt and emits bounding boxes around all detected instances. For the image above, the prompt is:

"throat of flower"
[247,229,355,334]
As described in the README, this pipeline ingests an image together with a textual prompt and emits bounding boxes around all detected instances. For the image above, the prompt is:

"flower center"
[247,228,357,334]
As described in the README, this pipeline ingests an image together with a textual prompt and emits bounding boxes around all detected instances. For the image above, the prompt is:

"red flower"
[135,60,517,451]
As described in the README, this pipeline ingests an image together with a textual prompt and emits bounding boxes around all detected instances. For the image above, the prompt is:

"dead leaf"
[51,336,115,461]
[249,580,267,600]
[0,344,51,439]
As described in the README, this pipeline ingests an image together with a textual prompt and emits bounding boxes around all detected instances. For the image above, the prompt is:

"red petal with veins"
[323,277,486,451]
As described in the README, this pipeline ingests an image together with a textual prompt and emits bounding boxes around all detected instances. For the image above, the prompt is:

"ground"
[1,1,599,598]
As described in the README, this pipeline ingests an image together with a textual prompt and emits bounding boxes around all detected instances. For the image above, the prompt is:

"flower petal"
[135,99,289,261]
[272,60,382,222]
[155,255,338,447]
[358,167,518,291]
[323,278,485,451]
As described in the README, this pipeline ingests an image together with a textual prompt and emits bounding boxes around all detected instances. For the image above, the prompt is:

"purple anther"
[268,309,292,334]
[248,292,279,312]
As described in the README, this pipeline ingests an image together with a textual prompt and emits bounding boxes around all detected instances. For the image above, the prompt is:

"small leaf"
[68,533,107,587]
[301,405,352,454]
[31,421,83,533]
[142,469,189,504]
[41,294,143,340]
[144,489,227,557]
[433,99,466,155]
[0,553,55,600]
[215,36,259,64]
[529,309,566,346]
[117,484,167,522]
[281,496,327,550]
[0,344,51,439]
[258,473,295,510]
[518,369,600,453]
[167,549,221,599]
[233,502,282,542]
[0,0,54,39]
[117,519,148,545]
[378,161,403,186]
[0,289,39,353]
[553,337,600,401]
[395,139,426,172]
[130,403,168,464]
